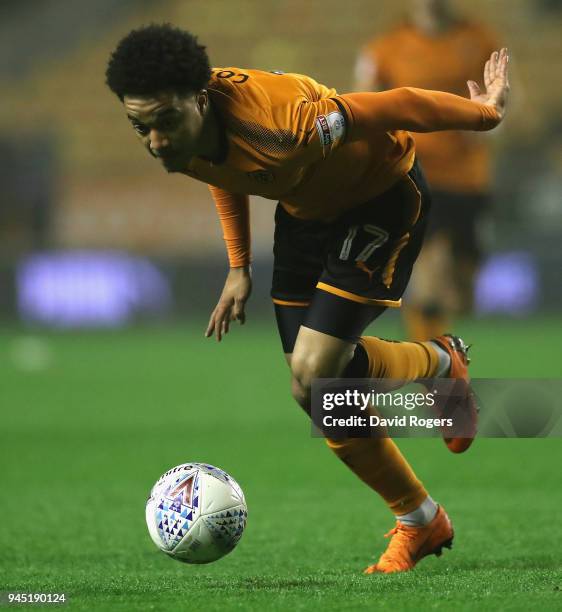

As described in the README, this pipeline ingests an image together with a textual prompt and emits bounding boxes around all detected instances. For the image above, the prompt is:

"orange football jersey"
[186,68,500,266]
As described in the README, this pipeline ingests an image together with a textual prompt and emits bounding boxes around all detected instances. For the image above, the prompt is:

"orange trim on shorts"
[272,298,311,307]
[382,232,410,289]
[379,172,422,288]
[316,282,402,308]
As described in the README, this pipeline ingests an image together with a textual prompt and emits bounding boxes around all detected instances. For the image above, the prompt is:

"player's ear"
[196,90,209,115]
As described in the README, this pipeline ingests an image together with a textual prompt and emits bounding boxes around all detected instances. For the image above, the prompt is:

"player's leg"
[288,295,453,575]
[346,173,477,454]
[271,195,440,523]
[274,298,438,534]
[290,315,435,505]
[290,301,447,410]
[272,164,465,572]
[287,162,456,572]
[286,302,472,455]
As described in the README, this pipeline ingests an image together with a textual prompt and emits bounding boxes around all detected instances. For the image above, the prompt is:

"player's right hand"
[467,47,510,121]
[205,266,252,342]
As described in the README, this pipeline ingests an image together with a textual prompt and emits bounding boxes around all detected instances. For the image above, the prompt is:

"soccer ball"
[145,462,247,564]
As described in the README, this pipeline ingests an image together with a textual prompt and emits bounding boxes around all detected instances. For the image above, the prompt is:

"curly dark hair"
[105,24,211,100]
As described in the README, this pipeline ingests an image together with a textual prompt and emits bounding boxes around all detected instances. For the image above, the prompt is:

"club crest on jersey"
[315,111,346,156]
[247,169,275,183]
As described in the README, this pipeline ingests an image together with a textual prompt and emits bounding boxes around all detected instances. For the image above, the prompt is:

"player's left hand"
[467,47,510,121]
[205,266,252,342]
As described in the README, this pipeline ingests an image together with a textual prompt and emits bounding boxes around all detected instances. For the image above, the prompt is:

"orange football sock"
[358,336,440,380]
[326,436,428,514]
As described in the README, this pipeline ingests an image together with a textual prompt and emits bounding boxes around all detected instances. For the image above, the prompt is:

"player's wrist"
[489,101,504,121]
[229,264,252,276]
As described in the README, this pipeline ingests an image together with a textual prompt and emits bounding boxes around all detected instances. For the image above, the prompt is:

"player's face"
[123,91,208,172]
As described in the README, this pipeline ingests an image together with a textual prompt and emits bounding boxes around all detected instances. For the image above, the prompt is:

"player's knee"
[289,337,356,411]
[291,353,336,411]
[291,352,320,387]
[289,352,331,411]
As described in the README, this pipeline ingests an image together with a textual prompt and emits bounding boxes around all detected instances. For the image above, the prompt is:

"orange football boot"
[427,334,479,453]
[364,505,454,574]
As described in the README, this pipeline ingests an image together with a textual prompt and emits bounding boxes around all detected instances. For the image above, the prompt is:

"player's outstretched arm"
[205,266,252,342]
[339,48,510,134]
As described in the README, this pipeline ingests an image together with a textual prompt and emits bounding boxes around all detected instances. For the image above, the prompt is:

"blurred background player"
[355,0,501,340]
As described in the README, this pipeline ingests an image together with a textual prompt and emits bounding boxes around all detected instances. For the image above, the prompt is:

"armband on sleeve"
[314,108,347,157]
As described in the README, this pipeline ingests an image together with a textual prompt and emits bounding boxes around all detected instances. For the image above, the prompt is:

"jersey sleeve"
[337,87,501,134]
[258,71,347,161]
[208,185,251,268]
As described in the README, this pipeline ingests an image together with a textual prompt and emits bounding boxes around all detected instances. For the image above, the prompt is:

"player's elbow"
[394,87,425,107]
[386,87,439,133]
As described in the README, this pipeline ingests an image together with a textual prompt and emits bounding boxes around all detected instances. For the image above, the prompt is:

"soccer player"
[105,24,509,574]
[355,0,501,340]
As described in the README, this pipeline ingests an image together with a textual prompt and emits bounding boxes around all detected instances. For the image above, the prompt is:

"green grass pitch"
[1,316,561,610]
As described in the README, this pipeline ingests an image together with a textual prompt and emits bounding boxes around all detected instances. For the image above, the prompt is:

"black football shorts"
[271,159,431,310]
